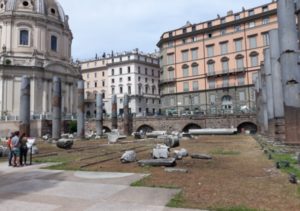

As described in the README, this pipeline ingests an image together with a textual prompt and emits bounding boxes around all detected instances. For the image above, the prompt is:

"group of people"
[7,131,29,167]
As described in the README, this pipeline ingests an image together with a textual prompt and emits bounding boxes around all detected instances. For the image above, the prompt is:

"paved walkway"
[0,163,200,211]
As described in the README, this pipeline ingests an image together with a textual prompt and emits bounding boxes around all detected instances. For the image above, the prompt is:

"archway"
[103,126,111,133]
[136,125,154,133]
[237,122,257,134]
[182,123,201,133]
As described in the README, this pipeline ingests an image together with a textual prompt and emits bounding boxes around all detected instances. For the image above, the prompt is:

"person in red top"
[7,132,14,166]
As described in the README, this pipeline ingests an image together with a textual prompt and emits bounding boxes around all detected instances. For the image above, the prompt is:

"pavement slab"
[0,162,201,211]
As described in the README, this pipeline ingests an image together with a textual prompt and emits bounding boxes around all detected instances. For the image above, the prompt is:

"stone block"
[56,139,74,149]
[121,151,137,163]
[164,168,188,173]
[138,158,176,167]
[191,153,212,160]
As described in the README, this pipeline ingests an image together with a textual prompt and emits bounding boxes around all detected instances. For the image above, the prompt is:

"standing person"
[19,133,28,166]
[6,132,14,166]
[11,131,21,167]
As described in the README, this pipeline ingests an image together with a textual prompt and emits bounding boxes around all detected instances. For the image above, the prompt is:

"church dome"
[0,0,68,24]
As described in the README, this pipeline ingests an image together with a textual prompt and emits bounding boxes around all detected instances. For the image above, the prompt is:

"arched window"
[221,57,229,73]
[207,59,215,75]
[235,54,244,70]
[191,63,199,76]
[51,35,58,52]
[222,95,233,113]
[20,30,29,45]
[249,51,259,67]
[182,64,189,77]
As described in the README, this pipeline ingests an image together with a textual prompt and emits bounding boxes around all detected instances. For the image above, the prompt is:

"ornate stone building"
[0,0,81,120]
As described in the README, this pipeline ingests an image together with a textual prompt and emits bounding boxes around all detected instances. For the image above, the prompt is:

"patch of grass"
[213,205,262,211]
[131,176,179,189]
[166,191,185,208]
[211,148,240,156]
[272,153,298,165]
[280,166,300,178]
[297,186,300,197]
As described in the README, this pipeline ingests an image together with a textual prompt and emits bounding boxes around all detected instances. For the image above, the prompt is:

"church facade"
[0,0,81,121]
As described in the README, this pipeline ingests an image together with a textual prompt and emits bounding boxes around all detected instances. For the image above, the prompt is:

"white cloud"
[59,0,272,59]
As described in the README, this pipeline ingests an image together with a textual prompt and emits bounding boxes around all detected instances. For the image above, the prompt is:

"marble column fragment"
[123,94,130,136]
[111,95,118,130]
[264,48,275,139]
[269,29,285,142]
[261,64,269,134]
[77,80,85,139]
[96,93,103,136]
[52,76,62,140]
[19,76,30,136]
[278,0,300,144]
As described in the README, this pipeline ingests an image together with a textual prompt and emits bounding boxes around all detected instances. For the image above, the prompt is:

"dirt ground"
[3,135,300,210]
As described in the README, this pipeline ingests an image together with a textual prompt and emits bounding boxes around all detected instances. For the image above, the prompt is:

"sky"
[58,0,272,60]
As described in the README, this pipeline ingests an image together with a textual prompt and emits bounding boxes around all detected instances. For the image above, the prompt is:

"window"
[236,55,244,69]
[183,82,189,92]
[236,58,244,69]
[222,61,229,73]
[192,63,199,76]
[102,72,105,76]
[191,48,198,60]
[119,77,123,82]
[128,86,131,94]
[221,18,226,24]
[128,76,131,81]
[250,52,259,67]
[223,76,229,87]
[248,21,255,28]
[168,41,174,48]
[145,78,148,83]
[182,39,186,44]
[207,21,212,27]
[112,79,115,84]
[207,33,212,38]
[87,82,90,88]
[120,87,123,94]
[119,68,122,75]
[191,36,197,42]
[152,69,154,76]
[210,95,216,104]
[248,10,254,16]
[20,30,29,45]
[51,35,57,51]
[138,66,141,74]
[94,82,97,88]
[208,79,215,89]
[262,32,270,46]
[262,6,268,12]
[112,69,115,75]
[138,76,141,81]
[87,73,90,79]
[220,28,226,35]
[234,25,241,32]
[183,28,187,33]
[235,14,240,20]
[220,42,228,55]
[181,50,189,62]
[262,17,269,25]
[192,25,196,31]
[235,39,243,52]
[102,81,105,86]
[169,32,173,37]
[182,65,189,77]
[238,75,245,85]
[167,54,174,65]
[249,36,257,48]
[239,92,245,101]
[207,45,214,57]
[193,81,199,91]
[128,66,131,73]
[207,63,215,75]
[112,87,115,94]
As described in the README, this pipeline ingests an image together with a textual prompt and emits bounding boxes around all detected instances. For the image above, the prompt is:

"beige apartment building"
[157,1,278,116]
[81,50,160,118]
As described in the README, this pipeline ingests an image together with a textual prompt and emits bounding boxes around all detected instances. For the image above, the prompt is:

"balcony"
[207,68,246,77]
[159,78,176,85]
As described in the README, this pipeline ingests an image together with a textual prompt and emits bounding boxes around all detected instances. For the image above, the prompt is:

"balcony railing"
[159,78,176,85]
[207,68,246,77]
